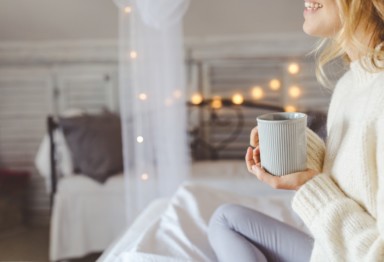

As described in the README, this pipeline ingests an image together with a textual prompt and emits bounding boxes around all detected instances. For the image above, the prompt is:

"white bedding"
[100,170,307,261]
[49,160,306,261]
[50,174,127,261]
[35,130,128,261]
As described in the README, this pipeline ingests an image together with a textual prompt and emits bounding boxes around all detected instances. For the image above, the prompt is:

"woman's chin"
[303,24,322,37]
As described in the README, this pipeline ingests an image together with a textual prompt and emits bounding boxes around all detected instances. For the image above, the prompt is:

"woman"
[208,1,384,261]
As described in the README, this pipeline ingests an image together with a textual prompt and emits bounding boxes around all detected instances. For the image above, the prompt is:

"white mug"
[256,112,307,176]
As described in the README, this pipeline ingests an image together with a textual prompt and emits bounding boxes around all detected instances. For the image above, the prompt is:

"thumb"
[250,127,259,147]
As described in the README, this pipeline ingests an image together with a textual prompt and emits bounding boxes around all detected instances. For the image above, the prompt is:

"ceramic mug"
[256,112,307,176]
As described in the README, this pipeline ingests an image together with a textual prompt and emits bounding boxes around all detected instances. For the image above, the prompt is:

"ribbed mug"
[256,112,307,176]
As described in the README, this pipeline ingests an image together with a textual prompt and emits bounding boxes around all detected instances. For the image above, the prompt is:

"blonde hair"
[314,0,384,87]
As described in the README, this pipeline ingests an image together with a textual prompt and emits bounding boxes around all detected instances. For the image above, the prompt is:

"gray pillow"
[59,113,123,183]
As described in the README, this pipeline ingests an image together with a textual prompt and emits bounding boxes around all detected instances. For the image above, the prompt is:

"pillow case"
[35,129,75,192]
[59,112,123,183]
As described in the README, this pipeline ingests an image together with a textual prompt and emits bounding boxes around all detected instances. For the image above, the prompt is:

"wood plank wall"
[0,65,117,225]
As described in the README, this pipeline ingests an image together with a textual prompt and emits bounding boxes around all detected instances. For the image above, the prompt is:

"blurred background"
[0,0,335,261]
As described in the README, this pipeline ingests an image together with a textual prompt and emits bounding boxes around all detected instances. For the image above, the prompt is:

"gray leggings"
[208,204,313,262]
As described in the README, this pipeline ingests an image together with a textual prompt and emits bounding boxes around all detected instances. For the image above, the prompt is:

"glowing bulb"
[211,96,222,109]
[269,79,281,91]
[232,93,244,105]
[251,86,264,100]
[289,86,301,98]
[285,105,297,112]
[130,51,138,59]
[141,173,149,181]
[138,93,147,100]
[124,6,132,13]
[191,93,203,105]
[288,63,300,75]
[137,136,144,143]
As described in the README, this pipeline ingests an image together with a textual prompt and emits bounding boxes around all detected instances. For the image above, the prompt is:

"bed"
[35,111,127,261]
[98,160,308,262]
[34,100,325,261]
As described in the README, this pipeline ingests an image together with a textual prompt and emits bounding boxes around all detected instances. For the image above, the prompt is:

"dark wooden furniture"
[0,169,30,230]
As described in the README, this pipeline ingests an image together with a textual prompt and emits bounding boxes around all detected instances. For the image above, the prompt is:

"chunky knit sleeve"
[376,115,384,248]
[306,128,325,172]
[292,116,384,261]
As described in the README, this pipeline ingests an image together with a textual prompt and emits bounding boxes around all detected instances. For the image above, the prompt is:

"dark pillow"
[59,113,123,183]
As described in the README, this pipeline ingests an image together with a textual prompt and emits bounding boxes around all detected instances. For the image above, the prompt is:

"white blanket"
[104,182,306,262]
[50,174,126,261]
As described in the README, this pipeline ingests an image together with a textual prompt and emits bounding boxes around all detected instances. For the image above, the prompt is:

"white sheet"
[50,174,126,261]
[100,181,307,262]
[97,198,171,262]
[57,173,124,194]
[51,160,304,261]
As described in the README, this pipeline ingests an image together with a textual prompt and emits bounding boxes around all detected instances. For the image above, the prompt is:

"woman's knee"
[209,203,243,227]
[210,204,263,226]
[208,204,241,248]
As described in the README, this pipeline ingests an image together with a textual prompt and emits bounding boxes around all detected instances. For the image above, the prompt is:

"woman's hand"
[249,127,259,148]
[245,146,319,191]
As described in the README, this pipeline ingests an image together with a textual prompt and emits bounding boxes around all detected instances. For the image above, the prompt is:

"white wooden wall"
[0,62,118,224]
[202,58,332,112]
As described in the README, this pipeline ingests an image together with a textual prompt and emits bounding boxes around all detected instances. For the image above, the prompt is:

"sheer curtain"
[113,0,191,224]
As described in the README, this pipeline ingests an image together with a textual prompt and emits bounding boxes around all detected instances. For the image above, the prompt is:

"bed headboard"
[188,99,284,160]
[47,116,58,209]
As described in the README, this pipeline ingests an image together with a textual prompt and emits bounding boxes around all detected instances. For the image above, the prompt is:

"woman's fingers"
[246,146,261,175]
[253,146,260,165]
[251,166,319,190]
[245,147,256,172]
[252,164,281,189]
[250,127,259,147]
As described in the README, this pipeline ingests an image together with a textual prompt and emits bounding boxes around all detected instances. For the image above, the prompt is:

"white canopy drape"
[113,0,191,224]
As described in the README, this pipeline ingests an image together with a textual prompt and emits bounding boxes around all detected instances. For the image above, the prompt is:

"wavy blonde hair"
[314,0,384,86]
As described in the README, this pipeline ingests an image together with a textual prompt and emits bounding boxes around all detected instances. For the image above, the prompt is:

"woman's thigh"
[208,203,313,262]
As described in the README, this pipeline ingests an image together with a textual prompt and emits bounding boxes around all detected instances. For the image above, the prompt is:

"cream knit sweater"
[292,61,384,262]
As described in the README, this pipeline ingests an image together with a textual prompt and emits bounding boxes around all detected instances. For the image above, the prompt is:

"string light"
[138,93,147,101]
[289,85,301,98]
[141,173,149,181]
[285,105,297,112]
[232,93,244,105]
[269,79,281,91]
[130,51,138,59]
[288,63,300,75]
[173,90,182,99]
[191,93,203,105]
[211,96,223,109]
[124,6,132,13]
[136,136,144,143]
[251,86,264,100]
